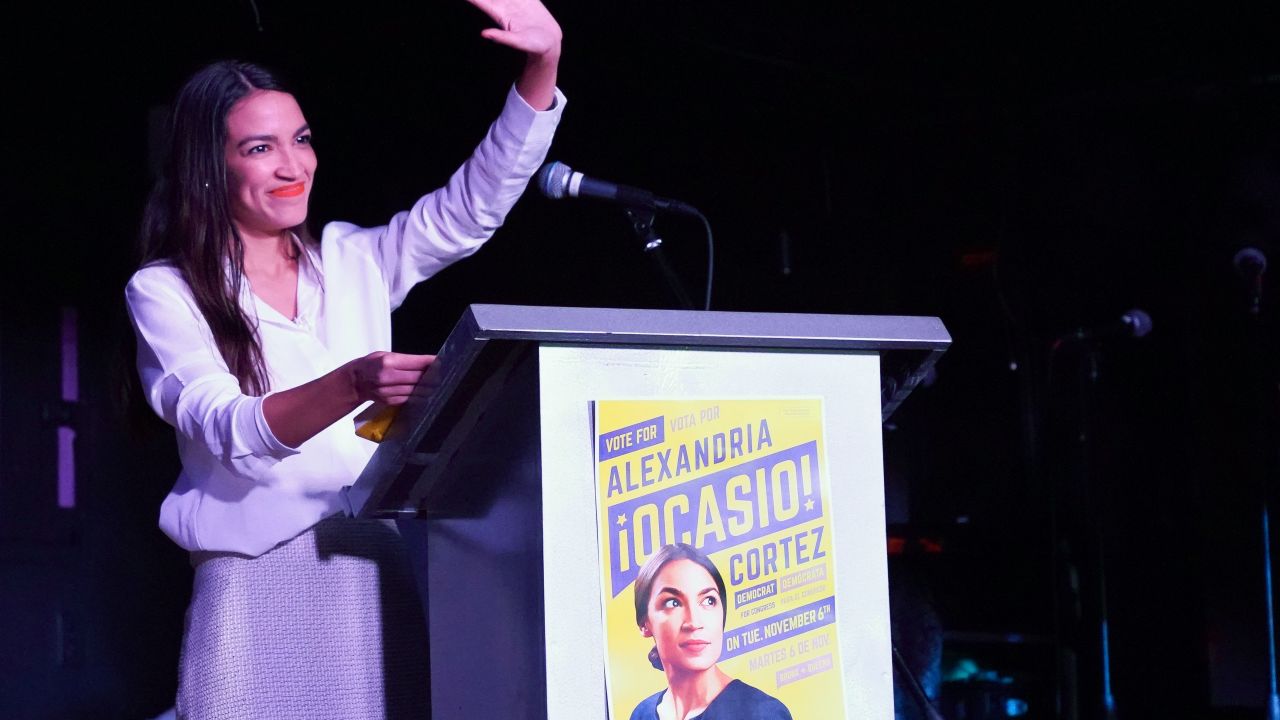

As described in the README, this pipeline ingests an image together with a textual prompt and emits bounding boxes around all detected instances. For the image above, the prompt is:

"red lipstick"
[270,183,306,198]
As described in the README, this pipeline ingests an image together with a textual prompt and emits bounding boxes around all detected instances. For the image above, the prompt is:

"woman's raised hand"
[346,351,437,406]
[468,0,562,59]
[467,0,562,110]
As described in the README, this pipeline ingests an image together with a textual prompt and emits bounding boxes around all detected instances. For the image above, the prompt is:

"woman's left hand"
[468,0,563,61]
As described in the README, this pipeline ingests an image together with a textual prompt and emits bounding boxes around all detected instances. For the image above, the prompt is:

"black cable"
[247,0,264,32]
[691,208,714,311]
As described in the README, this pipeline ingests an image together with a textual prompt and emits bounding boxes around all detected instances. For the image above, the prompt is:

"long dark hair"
[633,543,729,671]
[138,59,310,395]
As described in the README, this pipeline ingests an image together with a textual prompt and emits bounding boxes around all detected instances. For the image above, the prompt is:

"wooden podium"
[341,304,949,718]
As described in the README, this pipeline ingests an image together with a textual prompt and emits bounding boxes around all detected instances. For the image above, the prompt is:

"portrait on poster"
[593,398,847,720]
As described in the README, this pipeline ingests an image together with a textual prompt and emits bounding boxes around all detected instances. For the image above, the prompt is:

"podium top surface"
[462,304,951,351]
[345,304,950,518]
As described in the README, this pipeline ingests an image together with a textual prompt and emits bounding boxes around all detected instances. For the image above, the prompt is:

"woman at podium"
[632,544,794,720]
[123,0,565,716]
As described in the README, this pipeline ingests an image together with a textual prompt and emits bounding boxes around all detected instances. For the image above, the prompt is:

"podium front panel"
[538,345,892,719]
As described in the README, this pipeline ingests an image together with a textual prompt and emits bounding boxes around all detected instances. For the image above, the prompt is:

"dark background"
[4,2,1280,717]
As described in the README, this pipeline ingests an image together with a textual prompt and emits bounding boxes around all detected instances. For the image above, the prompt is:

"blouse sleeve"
[125,266,300,480]
[342,84,566,309]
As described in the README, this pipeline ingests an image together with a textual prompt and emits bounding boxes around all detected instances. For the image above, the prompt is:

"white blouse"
[126,86,565,556]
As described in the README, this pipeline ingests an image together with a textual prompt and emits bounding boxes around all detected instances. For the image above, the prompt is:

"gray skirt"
[176,516,429,720]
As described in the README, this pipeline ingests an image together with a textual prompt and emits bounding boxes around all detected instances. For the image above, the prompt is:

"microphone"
[1057,308,1154,345]
[1234,246,1267,315]
[535,161,699,216]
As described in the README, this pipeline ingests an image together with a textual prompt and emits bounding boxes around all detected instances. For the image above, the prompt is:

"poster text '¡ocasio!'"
[613,445,822,575]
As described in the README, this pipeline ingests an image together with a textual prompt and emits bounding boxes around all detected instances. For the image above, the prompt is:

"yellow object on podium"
[355,404,400,443]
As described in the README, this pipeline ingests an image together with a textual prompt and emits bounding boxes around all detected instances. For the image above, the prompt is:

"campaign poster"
[594,398,846,720]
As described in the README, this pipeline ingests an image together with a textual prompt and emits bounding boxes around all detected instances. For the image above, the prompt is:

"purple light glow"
[58,307,77,509]
[61,307,78,402]
[58,427,76,509]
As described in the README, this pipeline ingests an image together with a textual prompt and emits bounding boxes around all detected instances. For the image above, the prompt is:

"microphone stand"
[1265,505,1280,720]
[1240,283,1280,720]
[893,644,946,720]
[1047,336,1119,720]
[624,207,695,310]
[1078,347,1119,720]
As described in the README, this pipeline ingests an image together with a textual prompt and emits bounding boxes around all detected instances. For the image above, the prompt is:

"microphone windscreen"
[1234,246,1267,275]
[535,161,573,200]
[1122,309,1153,338]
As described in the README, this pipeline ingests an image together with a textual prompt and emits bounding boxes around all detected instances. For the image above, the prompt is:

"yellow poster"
[594,398,846,720]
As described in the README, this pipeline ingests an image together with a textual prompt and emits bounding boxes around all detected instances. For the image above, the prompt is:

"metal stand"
[1077,348,1118,720]
[624,206,695,310]
[893,645,946,720]
[1044,337,1120,720]
[1264,503,1280,720]
[1243,305,1280,720]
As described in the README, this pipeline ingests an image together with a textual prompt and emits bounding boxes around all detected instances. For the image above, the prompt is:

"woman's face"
[642,559,725,676]
[223,89,316,239]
